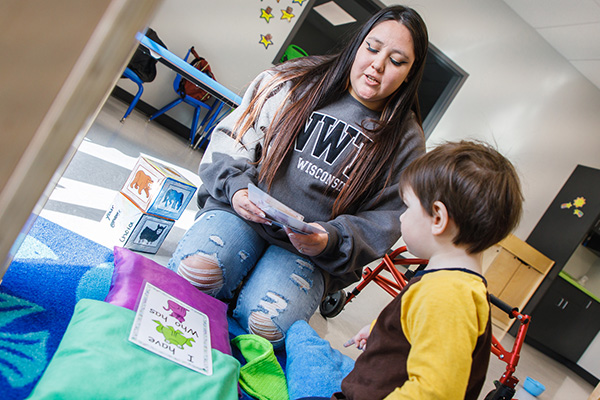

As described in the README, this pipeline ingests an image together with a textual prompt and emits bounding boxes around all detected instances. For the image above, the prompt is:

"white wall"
[119,0,600,243]
[117,0,311,129]
[390,0,600,240]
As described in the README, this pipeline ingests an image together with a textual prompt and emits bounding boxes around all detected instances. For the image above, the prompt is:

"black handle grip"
[490,294,518,319]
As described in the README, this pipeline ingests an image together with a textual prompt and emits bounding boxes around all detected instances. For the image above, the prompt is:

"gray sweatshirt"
[197,70,425,293]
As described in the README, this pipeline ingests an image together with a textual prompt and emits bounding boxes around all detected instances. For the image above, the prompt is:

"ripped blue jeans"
[168,210,325,349]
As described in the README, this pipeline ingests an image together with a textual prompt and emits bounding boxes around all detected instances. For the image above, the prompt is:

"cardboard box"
[101,192,175,254]
[121,156,197,221]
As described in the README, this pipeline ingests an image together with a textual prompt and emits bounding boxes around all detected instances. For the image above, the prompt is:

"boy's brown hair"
[399,140,523,254]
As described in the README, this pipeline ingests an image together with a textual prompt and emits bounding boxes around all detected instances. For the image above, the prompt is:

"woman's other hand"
[232,189,271,225]
[285,224,328,257]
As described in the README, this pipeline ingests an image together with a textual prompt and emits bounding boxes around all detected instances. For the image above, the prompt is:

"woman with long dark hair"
[169,5,429,348]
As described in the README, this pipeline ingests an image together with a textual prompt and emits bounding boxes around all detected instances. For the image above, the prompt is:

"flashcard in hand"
[248,183,326,235]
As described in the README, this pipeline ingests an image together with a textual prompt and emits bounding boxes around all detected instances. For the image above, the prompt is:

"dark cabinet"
[524,165,600,316]
[527,275,600,362]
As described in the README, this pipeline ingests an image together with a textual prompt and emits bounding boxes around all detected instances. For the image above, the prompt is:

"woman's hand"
[232,189,271,225]
[344,323,372,351]
[285,224,328,257]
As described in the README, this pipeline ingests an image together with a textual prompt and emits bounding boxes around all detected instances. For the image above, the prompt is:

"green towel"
[232,334,289,400]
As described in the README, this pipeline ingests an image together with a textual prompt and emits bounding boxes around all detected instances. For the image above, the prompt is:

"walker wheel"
[319,290,347,318]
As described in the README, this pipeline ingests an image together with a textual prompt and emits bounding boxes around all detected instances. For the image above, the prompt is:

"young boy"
[334,140,523,400]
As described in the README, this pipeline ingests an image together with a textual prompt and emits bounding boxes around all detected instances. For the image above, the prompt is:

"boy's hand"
[344,323,371,350]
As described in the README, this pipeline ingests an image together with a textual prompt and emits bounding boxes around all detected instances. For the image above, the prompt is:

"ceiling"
[502,0,600,91]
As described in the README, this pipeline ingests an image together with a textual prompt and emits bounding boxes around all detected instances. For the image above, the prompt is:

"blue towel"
[285,320,355,399]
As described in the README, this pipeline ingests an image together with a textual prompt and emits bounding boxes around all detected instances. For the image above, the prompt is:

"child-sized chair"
[120,67,145,122]
[149,47,219,146]
[320,246,532,400]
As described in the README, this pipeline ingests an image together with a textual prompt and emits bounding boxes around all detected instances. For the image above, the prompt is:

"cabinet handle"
[557,298,564,307]
[586,300,592,309]
[562,300,569,309]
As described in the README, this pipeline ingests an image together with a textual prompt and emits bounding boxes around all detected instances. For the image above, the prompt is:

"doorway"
[275,0,468,137]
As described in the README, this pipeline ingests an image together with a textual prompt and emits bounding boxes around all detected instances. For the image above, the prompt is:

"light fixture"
[313,1,356,26]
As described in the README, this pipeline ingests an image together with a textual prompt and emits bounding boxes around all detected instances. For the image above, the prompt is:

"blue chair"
[149,47,218,145]
[191,101,226,150]
[120,67,145,122]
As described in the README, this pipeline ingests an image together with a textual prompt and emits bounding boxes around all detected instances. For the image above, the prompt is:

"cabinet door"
[528,277,600,362]
[579,299,600,357]
[527,278,580,357]
[485,249,520,296]
[579,330,600,378]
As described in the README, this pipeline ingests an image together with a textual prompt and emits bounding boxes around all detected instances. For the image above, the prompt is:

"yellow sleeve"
[383,271,489,400]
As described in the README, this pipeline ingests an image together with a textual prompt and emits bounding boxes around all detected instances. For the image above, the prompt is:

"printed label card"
[129,282,212,375]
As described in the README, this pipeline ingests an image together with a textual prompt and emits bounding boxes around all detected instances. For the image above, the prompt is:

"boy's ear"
[431,200,449,236]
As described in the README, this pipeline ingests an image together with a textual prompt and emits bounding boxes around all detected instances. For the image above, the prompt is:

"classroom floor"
[36,95,596,399]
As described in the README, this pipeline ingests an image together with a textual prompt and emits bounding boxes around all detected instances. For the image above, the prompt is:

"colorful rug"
[0,217,115,399]
[0,216,289,399]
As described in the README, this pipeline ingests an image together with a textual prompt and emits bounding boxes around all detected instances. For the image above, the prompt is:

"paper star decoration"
[260,7,273,23]
[560,196,587,217]
[259,34,273,49]
[573,197,586,208]
[292,0,307,5]
[281,7,294,22]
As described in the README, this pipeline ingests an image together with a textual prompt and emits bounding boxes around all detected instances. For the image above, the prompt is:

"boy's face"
[399,185,433,258]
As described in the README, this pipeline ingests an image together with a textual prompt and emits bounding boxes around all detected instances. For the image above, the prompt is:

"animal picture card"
[129,282,212,375]
[248,183,326,235]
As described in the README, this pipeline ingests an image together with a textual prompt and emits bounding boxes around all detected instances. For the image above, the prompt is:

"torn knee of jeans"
[295,258,315,272]
[177,252,223,295]
[248,311,284,342]
[290,273,312,292]
[208,234,225,247]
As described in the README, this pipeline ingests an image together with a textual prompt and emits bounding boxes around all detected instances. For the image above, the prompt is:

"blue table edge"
[136,33,242,108]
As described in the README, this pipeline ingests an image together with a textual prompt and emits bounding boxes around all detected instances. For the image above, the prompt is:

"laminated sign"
[129,282,212,375]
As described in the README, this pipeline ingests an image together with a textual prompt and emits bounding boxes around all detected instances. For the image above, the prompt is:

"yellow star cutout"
[259,34,273,49]
[260,8,273,23]
[292,0,307,5]
[281,8,294,22]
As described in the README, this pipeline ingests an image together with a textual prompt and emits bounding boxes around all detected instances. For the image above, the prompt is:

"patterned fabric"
[0,217,115,399]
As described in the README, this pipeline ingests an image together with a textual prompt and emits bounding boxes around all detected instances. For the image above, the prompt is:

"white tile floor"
[38,96,597,399]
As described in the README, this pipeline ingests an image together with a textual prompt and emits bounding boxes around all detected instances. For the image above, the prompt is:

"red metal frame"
[346,246,427,302]
[490,309,530,388]
[345,246,531,392]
